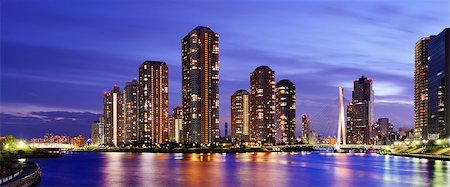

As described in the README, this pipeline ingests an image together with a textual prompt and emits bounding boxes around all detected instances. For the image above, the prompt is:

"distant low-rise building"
[322,136,337,145]
[372,118,395,145]
[308,131,322,145]
[71,135,85,147]
[91,118,104,146]
[30,134,70,144]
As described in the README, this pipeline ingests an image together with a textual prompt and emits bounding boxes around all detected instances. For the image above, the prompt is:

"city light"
[1,1,449,186]
[17,140,27,149]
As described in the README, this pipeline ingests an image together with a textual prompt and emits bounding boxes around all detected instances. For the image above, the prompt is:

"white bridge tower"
[336,87,346,149]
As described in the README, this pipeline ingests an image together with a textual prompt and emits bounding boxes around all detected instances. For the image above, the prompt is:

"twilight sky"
[1,0,449,139]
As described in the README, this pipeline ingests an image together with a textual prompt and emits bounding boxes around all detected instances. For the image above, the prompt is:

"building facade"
[124,79,139,145]
[169,115,175,142]
[275,80,296,144]
[414,37,432,140]
[172,106,183,143]
[181,26,220,145]
[71,135,85,148]
[231,89,250,141]
[103,85,124,146]
[30,134,70,144]
[346,76,374,144]
[250,66,276,145]
[427,28,450,139]
[301,115,311,144]
[138,61,169,145]
[372,118,394,145]
[91,119,104,146]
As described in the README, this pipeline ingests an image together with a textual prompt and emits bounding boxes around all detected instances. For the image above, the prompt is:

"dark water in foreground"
[29,152,450,186]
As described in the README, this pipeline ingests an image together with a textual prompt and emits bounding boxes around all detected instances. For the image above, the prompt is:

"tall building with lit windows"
[231,89,250,141]
[414,37,432,140]
[138,61,169,145]
[275,80,296,144]
[250,66,276,145]
[170,106,183,143]
[123,79,139,144]
[346,76,373,144]
[181,26,220,145]
[301,115,311,144]
[427,28,450,139]
[103,85,124,147]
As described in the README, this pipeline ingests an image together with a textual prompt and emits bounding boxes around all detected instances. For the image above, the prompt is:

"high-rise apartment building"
[171,106,183,143]
[169,115,175,142]
[124,79,139,144]
[346,76,374,144]
[301,115,311,144]
[250,66,276,145]
[103,85,124,146]
[138,61,169,145]
[414,37,432,140]
[427,28,450,139]
[181,26,220,145]
[275,80,296,144]
[231,89,250,141]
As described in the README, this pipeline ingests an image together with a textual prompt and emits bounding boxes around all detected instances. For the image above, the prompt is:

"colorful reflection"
[33,152,450,186]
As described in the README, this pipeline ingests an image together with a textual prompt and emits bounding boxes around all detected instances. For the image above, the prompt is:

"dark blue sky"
[1,0,449,139]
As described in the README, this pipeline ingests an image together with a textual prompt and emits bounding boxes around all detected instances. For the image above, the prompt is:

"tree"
[1,135,16,151]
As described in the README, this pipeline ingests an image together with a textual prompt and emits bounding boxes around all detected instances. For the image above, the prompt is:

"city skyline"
[1,0,450,139]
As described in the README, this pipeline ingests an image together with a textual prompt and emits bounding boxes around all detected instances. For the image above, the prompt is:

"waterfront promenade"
[386,152,450,161]
[1,162,40,186]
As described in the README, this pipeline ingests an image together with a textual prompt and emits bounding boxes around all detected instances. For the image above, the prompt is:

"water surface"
[30,152,450,186]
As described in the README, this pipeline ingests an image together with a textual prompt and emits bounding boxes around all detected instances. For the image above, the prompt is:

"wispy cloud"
[1,0,448,137]
[0,102,101,117]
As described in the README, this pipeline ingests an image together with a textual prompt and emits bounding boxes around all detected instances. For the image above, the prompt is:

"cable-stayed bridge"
[296,87,387,151]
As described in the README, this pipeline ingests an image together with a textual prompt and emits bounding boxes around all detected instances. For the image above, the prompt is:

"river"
[28,152,449,186]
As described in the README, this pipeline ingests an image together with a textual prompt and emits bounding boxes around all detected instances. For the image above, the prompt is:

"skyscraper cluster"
[231,66,297,145]
[92,26,220,147]
[90,26,450,148]
[414,28,450,140]
[99,61,169,147]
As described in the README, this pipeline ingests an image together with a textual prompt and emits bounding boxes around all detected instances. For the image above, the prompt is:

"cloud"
[3,0,447,138]
[0,111,98,139]
[375,99,414,105]
[373,81,405,96]
[0,102,101,116]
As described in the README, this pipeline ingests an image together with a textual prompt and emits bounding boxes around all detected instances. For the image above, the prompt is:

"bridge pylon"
[336,87,346,149]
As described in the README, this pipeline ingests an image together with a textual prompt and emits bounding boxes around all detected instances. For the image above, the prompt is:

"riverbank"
[379,145,450,161]
[1,151,62,159]
[73,146,318,153]
[13,152,62,159]
[382,152,450,161]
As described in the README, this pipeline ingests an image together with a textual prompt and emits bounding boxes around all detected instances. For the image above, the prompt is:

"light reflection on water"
[31,152,449,186]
